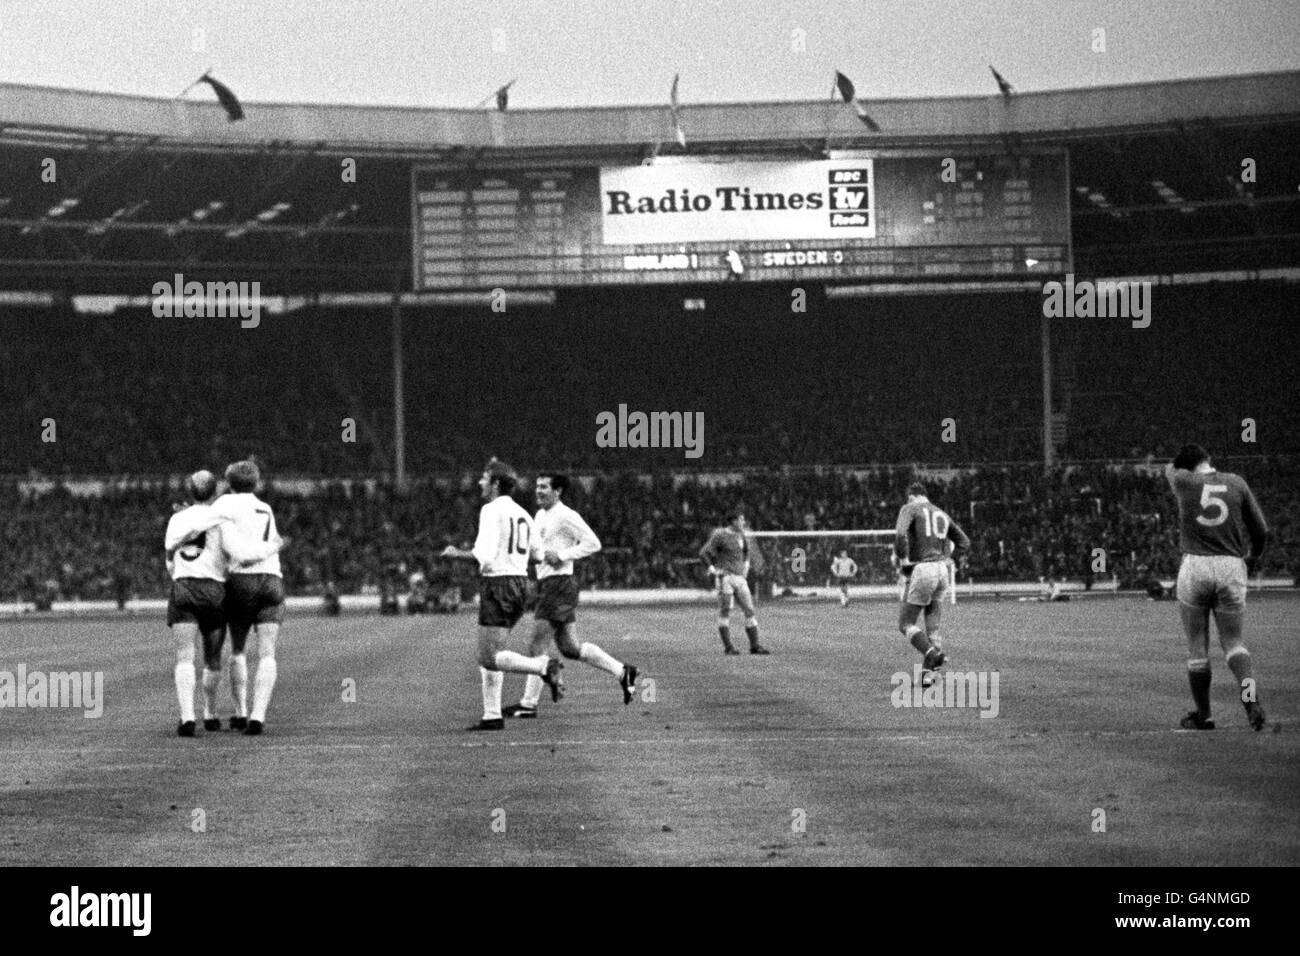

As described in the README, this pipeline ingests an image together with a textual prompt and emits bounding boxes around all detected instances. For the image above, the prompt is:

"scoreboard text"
[412,151,1071,289]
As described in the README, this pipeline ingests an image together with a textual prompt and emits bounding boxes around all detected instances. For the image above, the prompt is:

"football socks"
[229,654,249,718]
[250,657,277,723]
[174,663,196,724]
[480,667,504,721]
[1225,645,1254,694]
[905,624,931,656]
[519,674,545,709]
[579,642,622,677]
[493,650,548,675]
[1187,658,1212,720]
[201,667,220,720]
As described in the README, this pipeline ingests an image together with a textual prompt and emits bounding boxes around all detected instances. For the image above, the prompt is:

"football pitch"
[2,594,1297,867]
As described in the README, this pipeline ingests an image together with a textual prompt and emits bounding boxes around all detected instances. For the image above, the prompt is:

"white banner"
[599,159,876,244]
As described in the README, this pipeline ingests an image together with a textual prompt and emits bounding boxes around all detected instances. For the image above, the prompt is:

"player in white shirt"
[502,473,637,718]
[163,470,228,737]
[830,550,859,607]
[164,467,284,736]
[210,460,288,736]
[441,459,563,731]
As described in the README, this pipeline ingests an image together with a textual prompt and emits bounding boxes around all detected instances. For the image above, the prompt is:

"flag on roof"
[833,71,879,131]
[495,79,516,111]
[834,71,856,103]
[989,65,1015,99]
[197,72,244,122]
[670,74,686,147]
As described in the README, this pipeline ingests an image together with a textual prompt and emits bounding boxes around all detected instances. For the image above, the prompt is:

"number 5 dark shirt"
[1166,465,1268,559]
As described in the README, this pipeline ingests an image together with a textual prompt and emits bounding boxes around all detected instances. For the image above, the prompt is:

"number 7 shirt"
[211,492,283,577]
[1165,465,1267,559]
[473,495,534,577]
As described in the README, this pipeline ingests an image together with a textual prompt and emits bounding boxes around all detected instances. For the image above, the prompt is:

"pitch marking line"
[6,724,1283,758]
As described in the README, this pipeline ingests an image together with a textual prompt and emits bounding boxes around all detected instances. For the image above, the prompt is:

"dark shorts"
[479,576,528,628]
[535,575,580,625]
[167,578,226,632]
[224,573,286,631]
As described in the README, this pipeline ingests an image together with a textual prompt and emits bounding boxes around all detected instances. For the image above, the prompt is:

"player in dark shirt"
[1165,444,1269,731]
[894,482,970,684]
[699,509,769,655]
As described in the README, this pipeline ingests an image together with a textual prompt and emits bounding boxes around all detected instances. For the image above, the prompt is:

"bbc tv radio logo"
[828,167,871,229]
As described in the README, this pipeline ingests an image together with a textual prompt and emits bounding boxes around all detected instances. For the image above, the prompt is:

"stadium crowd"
[2,282,1295,475]
[2,280,1296,602]
[2,460,1295,603]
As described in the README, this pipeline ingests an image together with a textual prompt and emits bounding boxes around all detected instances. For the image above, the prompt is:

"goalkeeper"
[700,508,770,656]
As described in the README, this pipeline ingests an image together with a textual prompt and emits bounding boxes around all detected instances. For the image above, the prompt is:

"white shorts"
[1176,554,1247,612]
[717,573,753,609]
[902,562,948,607]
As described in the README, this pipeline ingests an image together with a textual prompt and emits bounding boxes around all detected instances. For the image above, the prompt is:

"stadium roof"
[2,71,1298,293]
[5,71,1299,153]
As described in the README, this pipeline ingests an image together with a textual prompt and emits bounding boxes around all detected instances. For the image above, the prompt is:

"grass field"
[2,593,1297,866]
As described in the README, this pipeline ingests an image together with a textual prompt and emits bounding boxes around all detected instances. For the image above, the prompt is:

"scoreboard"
[412,150,1071,289]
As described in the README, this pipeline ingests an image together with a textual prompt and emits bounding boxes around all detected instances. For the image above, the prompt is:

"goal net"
[747,529,900,596]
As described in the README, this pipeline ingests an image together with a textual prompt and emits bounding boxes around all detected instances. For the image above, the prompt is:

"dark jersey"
[895,498,970,564]
[700,527,748,576]
[1166,466,1267,559]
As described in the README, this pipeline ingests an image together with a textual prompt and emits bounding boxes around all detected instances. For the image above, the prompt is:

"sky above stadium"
[2,0,1298,108]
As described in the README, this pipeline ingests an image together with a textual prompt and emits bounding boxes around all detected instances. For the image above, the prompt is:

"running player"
[894,482,969,686]
[700,508,769,655]
[831,549,858,607]
[211,460,289,736]
[163,470,227,737]
[1165,444,1269,731]
[503,473,637,718]
[441,458,564,730]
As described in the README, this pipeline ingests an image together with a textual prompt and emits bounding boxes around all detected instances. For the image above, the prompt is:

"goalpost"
[747,529,958,604]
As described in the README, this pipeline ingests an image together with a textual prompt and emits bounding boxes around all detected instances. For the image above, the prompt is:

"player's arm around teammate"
[163,470,231,737]
[212,461,289,735]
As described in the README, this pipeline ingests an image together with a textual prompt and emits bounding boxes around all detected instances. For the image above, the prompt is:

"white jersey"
[831,556,858,578]
[531,501,601,580]
[164,503,228,582]
[473,495,533,577]
[211,492,283,578]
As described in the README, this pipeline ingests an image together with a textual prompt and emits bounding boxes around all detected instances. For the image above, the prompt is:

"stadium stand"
[2,281,1296,475]
[3,458,1295,602]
